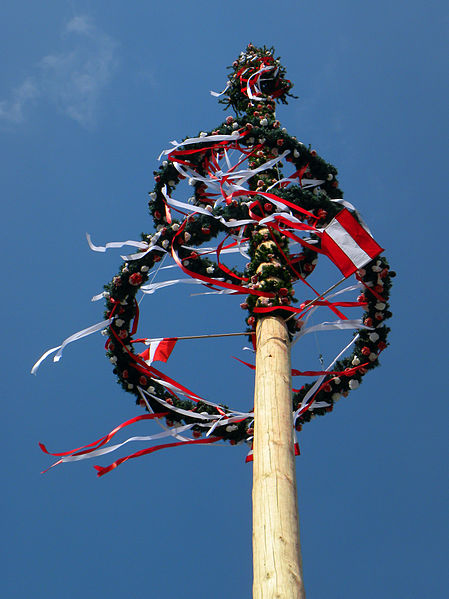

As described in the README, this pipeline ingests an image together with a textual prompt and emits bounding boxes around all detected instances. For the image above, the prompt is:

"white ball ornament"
[226,424,238,432]
[369,332,379,342]
[352,356,360,366]
[348,379,359,390]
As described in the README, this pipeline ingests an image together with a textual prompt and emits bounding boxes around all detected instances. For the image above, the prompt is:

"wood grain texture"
[252,316,305,599]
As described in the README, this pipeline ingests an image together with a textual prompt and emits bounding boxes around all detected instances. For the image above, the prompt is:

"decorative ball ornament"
[101,44,394,445]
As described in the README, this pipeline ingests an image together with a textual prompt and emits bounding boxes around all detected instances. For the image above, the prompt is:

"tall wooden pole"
[252,315,306,599]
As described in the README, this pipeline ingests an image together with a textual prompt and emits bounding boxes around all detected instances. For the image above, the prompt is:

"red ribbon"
[39,412,168,461]
[94,436,222,477]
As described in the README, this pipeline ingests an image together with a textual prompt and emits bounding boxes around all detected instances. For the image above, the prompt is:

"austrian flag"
[139,338,177,365]
[321,209,384,277]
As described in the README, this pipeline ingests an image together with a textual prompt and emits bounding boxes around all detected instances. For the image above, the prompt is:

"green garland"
[102,44,394,444]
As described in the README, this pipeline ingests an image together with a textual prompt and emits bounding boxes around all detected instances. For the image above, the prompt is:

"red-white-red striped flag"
[139,338,177,365]
[321,209,384,277]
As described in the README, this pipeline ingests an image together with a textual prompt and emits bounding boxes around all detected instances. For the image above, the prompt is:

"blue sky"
[1,1,447,597]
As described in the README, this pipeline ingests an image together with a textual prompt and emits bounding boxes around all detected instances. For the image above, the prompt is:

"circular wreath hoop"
[102,44,394,445]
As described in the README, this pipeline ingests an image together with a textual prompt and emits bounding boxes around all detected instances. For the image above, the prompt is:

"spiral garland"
[99,44,394,446]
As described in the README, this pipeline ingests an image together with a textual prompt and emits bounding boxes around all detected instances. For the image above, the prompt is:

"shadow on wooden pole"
[252,315,306,599]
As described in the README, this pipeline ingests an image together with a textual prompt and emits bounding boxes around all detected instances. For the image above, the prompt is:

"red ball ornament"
[129,273,143,286]
[139,376,147,385]
[122,370,129,379]
[192,429,202,438]
[361,346,371,356]
[153,210,162,220]
[279,287,289,297]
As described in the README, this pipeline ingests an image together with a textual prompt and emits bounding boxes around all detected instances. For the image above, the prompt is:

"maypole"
[34,44,394,599]
[253,316,305,598]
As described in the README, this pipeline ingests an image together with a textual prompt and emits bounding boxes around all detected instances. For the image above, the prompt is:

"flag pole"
[252,315,306,599]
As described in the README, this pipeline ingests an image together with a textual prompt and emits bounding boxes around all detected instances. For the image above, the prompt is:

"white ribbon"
[158,133,245,160]
[267,178,325,191]
[140,278,206,294]
[210,81,231,97]
[53,423,195,464]
[294,319,371,342]
[294,334,360,418]
[86,233,148,253]
[31,318,113,374]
